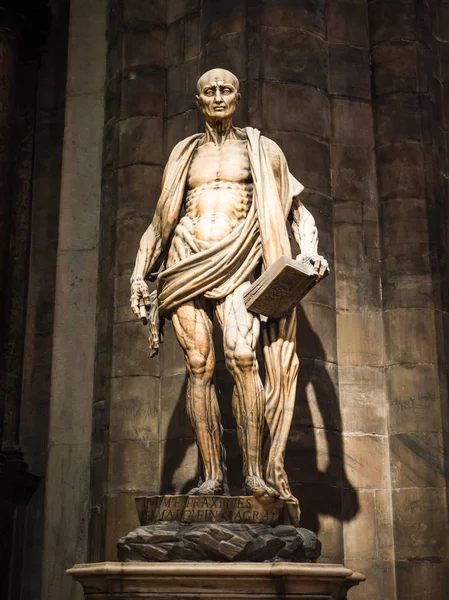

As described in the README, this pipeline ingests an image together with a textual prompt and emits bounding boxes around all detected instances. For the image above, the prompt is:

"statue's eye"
[205,89,214,96]
[223,88,232,94]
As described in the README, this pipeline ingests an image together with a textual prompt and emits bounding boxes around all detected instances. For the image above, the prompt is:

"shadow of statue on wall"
[160,304,359,534]
[289,304,359,534]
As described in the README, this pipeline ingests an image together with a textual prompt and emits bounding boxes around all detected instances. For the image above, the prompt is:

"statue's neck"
[204,119,235,145]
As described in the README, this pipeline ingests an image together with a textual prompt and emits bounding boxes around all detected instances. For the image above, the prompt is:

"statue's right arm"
[130,217,162,318]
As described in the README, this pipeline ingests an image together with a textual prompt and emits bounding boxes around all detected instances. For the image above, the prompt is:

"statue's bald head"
[197,68,240,93]
[196,68,241,124]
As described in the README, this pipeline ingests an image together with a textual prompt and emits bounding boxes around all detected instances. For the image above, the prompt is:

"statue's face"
[196,70,240,121]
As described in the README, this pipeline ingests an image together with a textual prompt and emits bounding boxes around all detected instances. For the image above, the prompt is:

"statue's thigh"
[216,282,260,352]
[172,297,215,365]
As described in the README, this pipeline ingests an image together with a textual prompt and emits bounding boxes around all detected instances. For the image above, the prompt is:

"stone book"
[244,256,317,318]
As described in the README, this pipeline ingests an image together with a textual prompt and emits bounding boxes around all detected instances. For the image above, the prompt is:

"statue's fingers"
[319,262,328,278]
[141,286,151,305]
[130,295,141,317]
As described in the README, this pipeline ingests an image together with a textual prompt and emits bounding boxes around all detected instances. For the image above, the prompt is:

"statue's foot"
[243,475,280,500]
[187,479,224,496]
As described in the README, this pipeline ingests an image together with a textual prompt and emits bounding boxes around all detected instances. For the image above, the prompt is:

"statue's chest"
[188,140,251,188]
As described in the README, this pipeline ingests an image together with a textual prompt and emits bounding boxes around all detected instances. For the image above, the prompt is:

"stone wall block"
[297,303,337,363]
[167,60,198,117]
[105,76,120,124]
[114,215,150,274]
[159,372,192,440]
[260,1,326,37]
[122,27,166,70]
[374,93,423,144]
[42,443,92,600]
[381,198,428,248]
[336,311,383,367]
[67,32,107,96]
[167,110,201,151]
[377,141,425,201]
[166,19,184,67]
[167,0,199,25]
[384,308,437,365]
[159,324,188,378]
[50,250,98,446]
[123,0,165,28]
[120,68,165,119]
[343,490,376,559]
[372,42,419,95]
[329,44,371,99]
[108,439,160,491]
[292,483,343,561]
[436,2,449,43]
[199,32,247,79]
[334,200,362,226]
[381,269,434,310]
[335,257,381,311]
[262,82,330,139]
[116,165,163,220]
[261,27,328,90]
[71,0,109,39]
[112,320,160,377]
[109,376,159,443]
[58,94,104,251]
[200,0,245,46]
[395,561,449,600]
[390,432,445,488]
[103,123,118,169]
[331,146,375,202]
[159,438,198,493]
[118,117,164,167]
[368,0,417,44]
[387,363,441,434]
[331,97,373,146]
[327,0,369,46]
[105,492,141,560]
[268,131,330,196]
[285,428,342,486]
[345,559,396,600]
[343,433,388,489]
[339,366,386,434]
[437,40,449,83]
[374,489,395,560]
[106,36,119,83]
[392,487,449,560]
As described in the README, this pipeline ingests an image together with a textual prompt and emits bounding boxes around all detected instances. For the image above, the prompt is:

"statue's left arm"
[289,192,329,279]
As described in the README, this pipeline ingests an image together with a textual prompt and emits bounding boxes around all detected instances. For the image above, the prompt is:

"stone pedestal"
[67,562,365,599]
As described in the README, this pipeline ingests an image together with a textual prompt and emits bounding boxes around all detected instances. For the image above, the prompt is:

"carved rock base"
[117,521,321,563]
[67,562,365,599]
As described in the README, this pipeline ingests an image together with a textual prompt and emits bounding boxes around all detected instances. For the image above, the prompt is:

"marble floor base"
[67,561,365,599]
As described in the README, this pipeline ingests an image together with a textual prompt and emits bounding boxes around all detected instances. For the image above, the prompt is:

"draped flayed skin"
[152,127,304,521]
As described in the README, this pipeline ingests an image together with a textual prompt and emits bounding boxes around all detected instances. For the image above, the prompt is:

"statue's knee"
[188,351,210,379]
[228,344,255,371]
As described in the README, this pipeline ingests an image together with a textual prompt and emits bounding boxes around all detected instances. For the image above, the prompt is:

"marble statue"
[130,69,329,519]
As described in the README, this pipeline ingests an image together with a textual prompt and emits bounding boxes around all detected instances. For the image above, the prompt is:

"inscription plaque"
[135,495,286,526]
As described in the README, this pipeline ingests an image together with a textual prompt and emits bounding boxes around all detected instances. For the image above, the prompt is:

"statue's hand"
[296,252,329,281]
[130,277,151,320]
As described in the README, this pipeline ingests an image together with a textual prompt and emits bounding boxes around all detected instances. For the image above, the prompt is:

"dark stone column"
[0,26,18,307]
[370,0,449,596]
[0,2,51,599]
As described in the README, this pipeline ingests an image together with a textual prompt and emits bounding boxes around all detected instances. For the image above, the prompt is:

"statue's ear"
[236,93,241,105]
[195,95,201,109]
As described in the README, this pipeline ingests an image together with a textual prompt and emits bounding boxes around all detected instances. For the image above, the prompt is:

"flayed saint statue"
[130,68,329,522]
